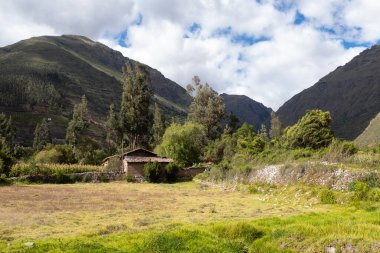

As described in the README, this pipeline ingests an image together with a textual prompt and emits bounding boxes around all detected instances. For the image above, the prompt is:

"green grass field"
[1,182,379,252]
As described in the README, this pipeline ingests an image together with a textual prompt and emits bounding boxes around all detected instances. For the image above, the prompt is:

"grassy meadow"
[1,181,380,252]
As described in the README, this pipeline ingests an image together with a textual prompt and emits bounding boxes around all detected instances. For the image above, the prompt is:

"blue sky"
[1,0,379,109]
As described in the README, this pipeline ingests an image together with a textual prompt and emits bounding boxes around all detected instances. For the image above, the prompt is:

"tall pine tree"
[66,95,89,147]
[187,76,226,140]
[0,113,14,154]
[119,64,153,150]
[152,103,165,147]
[269,112,283,139]
[33,118,51,151]
[105,104,118,154]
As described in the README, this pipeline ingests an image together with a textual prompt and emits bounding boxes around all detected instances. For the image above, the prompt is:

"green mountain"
[0,35,192,145]
[355,112,380,147]
[277,45,380,140]
[220,93,272,130]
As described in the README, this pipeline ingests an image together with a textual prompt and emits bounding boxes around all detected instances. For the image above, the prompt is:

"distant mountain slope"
[277,45,380,140]
[221,93,272,130]
[0,35,192,145]
[355,112,380,147]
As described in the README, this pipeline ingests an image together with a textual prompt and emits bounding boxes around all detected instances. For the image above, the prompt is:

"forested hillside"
[0,35,191,145]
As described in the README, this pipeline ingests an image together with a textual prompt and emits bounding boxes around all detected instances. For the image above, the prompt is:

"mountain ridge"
[277,45,380,140]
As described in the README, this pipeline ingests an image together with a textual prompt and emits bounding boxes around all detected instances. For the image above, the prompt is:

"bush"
[34,148,61,164]
[144,161,161,183]
[325,139,358,161]
[0,174,10,185]
[105,156,122,173]
[350,181,370,201]
[0,150,14,176]
[165,163,179,182]
[320,189,336,204]
[368,189,380,202]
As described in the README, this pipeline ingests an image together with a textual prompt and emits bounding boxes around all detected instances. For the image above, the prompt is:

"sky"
[1,0,380,110]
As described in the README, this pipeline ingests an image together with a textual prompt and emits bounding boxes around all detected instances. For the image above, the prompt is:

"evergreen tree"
[33,118,51,151]
[187,76,226,140]
[66,95,89,147]
[259,124,268,140]
[0,113,14,154]
[105,104,118,154]
[269,112,283,139]
[119,64,153,150]
[152,103,165,147]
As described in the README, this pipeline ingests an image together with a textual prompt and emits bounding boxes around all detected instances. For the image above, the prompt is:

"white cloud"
[0,0,377,110]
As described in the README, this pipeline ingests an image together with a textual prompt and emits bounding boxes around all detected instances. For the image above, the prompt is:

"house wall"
[123,160,170,179]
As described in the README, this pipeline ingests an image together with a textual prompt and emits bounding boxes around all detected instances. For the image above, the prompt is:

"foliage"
[0,173,10,185]
[152,103,165,147]
[33,118,51,151]
[284,110,334,149]
[324,139,358,161]
[0,113,15,154]
[156,122,207,167]
[34,148,61,164]
[187,76,226,140]
[236,123,266,155]
[143,161,161,183]
[10,162,102,177]
[104,156,123,173]
[224,112,240,135]
[165,163,179,182]
[120,64,153,149]
[75,137,107,165]
[320,189,336,204]
[0,150,14,176]
[350,181,370,201]
[105,104,119,154]
[269,112,283,139]
[66,95,89,146]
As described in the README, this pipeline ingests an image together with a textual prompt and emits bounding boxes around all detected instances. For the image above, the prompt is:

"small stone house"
[102,148,173,179]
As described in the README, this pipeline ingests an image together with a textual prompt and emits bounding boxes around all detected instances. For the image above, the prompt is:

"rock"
[24,242,34,246]
[325,246,336,253]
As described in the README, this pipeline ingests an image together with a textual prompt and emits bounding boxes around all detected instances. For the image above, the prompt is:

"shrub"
[105,156,122,173]
[144,161,161,183]
[0,150,14,176]
[351,181,370,201]
[0,174,10,185]
[368,189,380,202]
[34,148,61,164]
[363,173,379,188]
[126,174,134,182]
[165,163,179,182]
[320,189,336,204]
[325,139,358,161]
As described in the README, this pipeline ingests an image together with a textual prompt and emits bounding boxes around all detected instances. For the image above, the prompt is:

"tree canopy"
[155,122,207,167]
[284,109,334,149]
[187,76,226,140]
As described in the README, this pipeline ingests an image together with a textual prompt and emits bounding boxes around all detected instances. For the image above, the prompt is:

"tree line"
[1,61,352,177]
